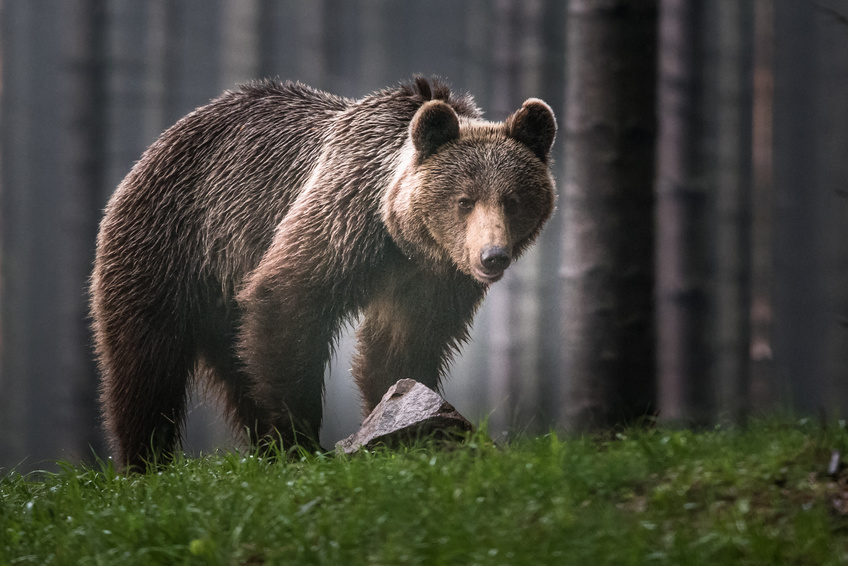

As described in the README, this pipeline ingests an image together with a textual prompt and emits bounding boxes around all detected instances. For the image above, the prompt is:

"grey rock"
[336,379,473,454]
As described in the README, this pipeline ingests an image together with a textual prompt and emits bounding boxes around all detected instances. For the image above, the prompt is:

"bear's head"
[384,98,556,284]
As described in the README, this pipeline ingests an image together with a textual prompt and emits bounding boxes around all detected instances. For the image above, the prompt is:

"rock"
[336,379,474,454]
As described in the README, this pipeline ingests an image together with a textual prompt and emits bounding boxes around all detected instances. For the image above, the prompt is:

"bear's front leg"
[237,241,343,450]
[353,267,486,414]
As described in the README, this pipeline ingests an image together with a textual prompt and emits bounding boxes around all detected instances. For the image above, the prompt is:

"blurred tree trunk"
[101,1,161,196]
[163,0,222,123]
[463,0,494,111]
[258,0,327,84]
[815,2,848,416]
[534,0,568,428]
[0,0,106,469]
[561,0,658,430]
[221,0,259,88]
[655,0,711,424]
[768,2,805,412]
[772,0,848,417]
[61,0,110,462]
[324,0,361,95]
[358,0,389,87]
[749,0,775,409]
[820,5,848,413]
[710,1,753,422]
[656,0,754,425]
[771,0,821,413]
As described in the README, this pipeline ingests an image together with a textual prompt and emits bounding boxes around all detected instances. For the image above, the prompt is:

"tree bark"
[656,0,754,425]
[710,0,753,422]
[561,0,658,430]
[771,1,824,414]
[749,0,775,408]
[0,0,107,469]
[534,0,568,428]
[655,0,711,424]
[772,0,848,417]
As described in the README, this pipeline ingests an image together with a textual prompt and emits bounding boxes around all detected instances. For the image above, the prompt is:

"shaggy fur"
[90,77,556,470]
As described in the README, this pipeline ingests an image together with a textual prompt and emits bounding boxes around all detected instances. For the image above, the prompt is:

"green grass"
[3,420,848,565]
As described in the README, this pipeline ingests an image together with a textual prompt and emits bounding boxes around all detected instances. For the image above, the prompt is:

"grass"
[3,419,848,565]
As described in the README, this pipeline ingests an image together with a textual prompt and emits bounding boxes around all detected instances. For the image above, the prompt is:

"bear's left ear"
[505,98,556,163]
[410,100,460,159]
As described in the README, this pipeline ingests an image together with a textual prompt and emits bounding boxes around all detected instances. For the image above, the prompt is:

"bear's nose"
[480,245,511,272]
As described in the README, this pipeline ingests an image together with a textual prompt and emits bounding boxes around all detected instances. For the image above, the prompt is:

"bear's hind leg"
[97,327,195,472]
[198,335,268,448]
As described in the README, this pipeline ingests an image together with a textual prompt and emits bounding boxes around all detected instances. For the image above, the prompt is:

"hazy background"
[1,0,846,472]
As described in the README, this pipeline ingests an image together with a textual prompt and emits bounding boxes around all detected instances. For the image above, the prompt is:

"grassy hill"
[3,419,848,565]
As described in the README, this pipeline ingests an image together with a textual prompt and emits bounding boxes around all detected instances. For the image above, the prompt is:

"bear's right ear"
[410,100,460,159]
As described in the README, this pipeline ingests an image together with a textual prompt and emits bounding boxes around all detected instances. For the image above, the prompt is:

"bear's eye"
[457,197,475,211]
[504,195,521,212]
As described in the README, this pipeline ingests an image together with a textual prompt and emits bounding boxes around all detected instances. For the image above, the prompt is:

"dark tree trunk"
[772,0,848,417]
[0,0,107,469]
[656,0,754,425]
[561,0,658,430]
[710,0,754,422]
[749,0,775,409]
[257,0,327,84]
[534,0,568,429]
[813,2,848,417]
[221,0,260,88]
[655,0,712,424]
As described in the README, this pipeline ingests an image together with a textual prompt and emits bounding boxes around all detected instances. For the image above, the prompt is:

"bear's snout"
[481,245,511,273]
[464,203,513,284]
[470,244,511,284]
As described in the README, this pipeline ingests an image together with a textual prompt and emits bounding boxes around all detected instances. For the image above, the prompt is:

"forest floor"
[3,419,848,565]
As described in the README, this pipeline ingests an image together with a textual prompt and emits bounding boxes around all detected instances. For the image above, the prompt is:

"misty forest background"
[1,0,847,473]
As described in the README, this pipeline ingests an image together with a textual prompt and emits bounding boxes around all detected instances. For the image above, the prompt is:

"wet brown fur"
[90,77,556,470]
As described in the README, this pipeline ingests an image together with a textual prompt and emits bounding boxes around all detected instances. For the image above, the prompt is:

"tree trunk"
[710,0,754,422]
[0,0,107,469]
[749,0,775,409]
[772,0,848,417]
[534,0,568,428]
[816,3,848,416]
[561,0,658,430]
[656,0,709,424]
[257,0,327,84]
[221,0,260,88]
[656,0,754,425]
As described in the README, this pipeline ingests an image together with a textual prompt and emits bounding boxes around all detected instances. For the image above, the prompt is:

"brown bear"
[90,76,556,470]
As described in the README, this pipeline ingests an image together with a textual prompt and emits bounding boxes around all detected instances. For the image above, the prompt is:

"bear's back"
[99,81,350,296]
[191,82,353,287]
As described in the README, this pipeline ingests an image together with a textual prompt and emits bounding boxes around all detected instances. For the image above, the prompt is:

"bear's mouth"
[471,266,506,285]
[469,244,511,284]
